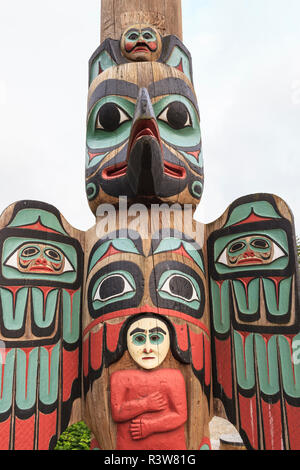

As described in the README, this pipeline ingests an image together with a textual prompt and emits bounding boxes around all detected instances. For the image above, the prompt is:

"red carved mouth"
[127,118,163,159]
[133,46,149,53]
[236,258,263,265]
[164,161,186,179]
[142,357,156,360]
[102,162,128,180]
[29,266,55,272]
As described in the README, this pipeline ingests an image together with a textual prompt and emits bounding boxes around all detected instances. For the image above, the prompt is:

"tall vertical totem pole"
[0,0,299,450]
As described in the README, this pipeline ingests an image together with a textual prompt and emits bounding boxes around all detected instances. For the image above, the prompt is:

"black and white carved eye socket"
[228,241,246,254]
[96,103,131,132]
[93,273,135,302]
[158,101,192,130]
[128,32,139,40]
[44,248,62,262]
[21,246,40,258]
[159,274,199,302]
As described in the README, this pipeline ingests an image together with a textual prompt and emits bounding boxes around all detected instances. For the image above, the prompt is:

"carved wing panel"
[0,201,83,449]
[208,194,300,450]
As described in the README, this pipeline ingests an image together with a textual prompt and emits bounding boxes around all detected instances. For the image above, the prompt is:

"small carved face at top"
[127,317,170,370]
[121,25,162,62]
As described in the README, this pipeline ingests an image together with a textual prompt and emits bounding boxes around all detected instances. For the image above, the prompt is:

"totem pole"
[0,0,299,451]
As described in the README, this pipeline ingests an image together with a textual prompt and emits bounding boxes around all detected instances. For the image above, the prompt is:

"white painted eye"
[61,257,75,273]
[272,243,287,262]
[158,101,192,130]
[96,103,131,131]
[93,274,134,302]
[159,274,199,302]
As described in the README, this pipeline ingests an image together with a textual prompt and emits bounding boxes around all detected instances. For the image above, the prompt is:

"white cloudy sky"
[0,0,299,234]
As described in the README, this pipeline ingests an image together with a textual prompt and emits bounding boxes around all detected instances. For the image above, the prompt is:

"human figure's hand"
[130,419,143,440]
[146,392,167,412]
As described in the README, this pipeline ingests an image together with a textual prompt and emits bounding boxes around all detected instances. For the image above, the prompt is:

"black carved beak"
[127,88,164,197]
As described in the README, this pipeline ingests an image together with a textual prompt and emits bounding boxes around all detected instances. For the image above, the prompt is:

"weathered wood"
[100,0,182,42]
[82,210,212,450]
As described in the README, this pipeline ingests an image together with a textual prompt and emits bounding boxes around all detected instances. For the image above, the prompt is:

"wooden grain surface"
[100,0,182,42]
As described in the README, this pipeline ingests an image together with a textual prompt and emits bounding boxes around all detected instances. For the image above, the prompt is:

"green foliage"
[54,421,91,450]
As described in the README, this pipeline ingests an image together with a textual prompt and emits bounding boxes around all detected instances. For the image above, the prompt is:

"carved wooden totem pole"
[0,0,299,451]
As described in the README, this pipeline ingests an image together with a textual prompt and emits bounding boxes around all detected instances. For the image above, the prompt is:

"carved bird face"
[86,62,204,212]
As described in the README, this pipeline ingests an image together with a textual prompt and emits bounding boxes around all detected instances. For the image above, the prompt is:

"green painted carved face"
[13,243,71,274]
[86,62,203,211]
[224,236,277,267]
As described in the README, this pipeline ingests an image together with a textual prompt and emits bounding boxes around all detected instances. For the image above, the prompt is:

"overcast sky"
[0,0,299,235]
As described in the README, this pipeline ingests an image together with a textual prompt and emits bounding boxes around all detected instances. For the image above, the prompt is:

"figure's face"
[86,62,203,211]
[226,236,274,266]
[127,317,170,369]
[16,243,66,274]
[121,25,162,62]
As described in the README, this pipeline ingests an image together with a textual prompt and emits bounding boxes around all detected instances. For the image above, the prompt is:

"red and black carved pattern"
[0,201,83,449]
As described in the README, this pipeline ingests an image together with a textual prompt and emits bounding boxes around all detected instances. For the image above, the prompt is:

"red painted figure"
[110,368,187,450]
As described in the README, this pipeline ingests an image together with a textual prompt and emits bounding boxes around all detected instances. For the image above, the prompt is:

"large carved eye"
[96,103,131,132]
[143,32,154,40]
[228,241,246,254]
[20,246,40,258]
[128,32,139,41]
[158,101,192,130]
[93,273,135,302]
[132,333,147,346]
[250,238,270,250]
[44,248,62,262]
[159,274,199,302]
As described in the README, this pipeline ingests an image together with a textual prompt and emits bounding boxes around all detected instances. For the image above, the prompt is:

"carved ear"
[88,39,126,85]
[160,35,194,84]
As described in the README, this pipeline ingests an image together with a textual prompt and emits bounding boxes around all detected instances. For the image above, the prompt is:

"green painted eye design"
[96,102,131,132]
[159,273,200,303]
[132,333,146,345]
[44,248,62,262]
[93,271,136,304]
[87,97,135,151]
[149,333,165,345]
[20,246,40,260]
[128,32,139,41]
[143,32,153,40]
[158,101,192,130]
[132,332,165,346]
[153,95,200,149]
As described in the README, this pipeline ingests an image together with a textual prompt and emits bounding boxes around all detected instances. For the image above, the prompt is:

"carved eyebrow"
[130,328,145,336]
[88,80,139,113]
[126,29,140,35]
[149,327,167,335]
[148,78,199,114]
[141,28,156,34]
[88,78,198,114]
